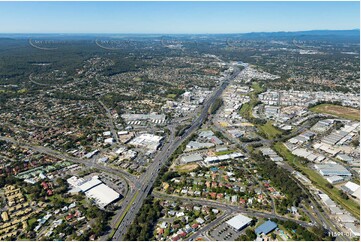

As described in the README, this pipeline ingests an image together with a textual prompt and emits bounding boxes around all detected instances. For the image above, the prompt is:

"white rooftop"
[344,181,360,193]
[85,183,120,208]
[226,214,252,231]
[78,177,102,192]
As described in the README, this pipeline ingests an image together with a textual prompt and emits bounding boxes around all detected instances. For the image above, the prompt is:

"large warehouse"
[67,176,120,208]
[226,214,252,231]
[315,163,352,177]
[180,154,203,164]
[85,183,120,208]
[128,133,163,153]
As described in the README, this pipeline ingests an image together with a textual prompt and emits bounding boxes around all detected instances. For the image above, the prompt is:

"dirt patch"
[175,163,199,173]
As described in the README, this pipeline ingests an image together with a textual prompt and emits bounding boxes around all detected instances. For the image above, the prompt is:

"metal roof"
[181,154,203,163]
[255,220,278,235]
[226,214,252,231]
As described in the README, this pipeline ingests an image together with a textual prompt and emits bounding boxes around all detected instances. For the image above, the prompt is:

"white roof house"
[103,131,111,136]
[226,214,252,231]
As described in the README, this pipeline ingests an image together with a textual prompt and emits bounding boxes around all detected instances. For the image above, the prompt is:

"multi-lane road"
[0,65,240,241]
[2,62,346,241]
[111,66,241,240]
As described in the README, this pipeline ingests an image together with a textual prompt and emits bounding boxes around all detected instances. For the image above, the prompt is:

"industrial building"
[321,130,349,146]
[311,119,334,133]
[226,214,252,231]
[326,176,344,184]
[336,154,354,163]
[342,181,360,200]
[315,163,352,177]
[259,147,283,162]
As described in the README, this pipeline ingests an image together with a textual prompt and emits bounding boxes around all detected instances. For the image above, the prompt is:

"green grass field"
[239,102,253,119]
[239,82,264,120]
[258,121,282,139]
[274,142,360,218]
[310,104,360,121]
[215,150,235,156]
[251,82,264,93]
[166,94,177,99]
[27,217,37,227]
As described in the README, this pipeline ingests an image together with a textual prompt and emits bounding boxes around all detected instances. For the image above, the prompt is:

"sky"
[0,1,359,34]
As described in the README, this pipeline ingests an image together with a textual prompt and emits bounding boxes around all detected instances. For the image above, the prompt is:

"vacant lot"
[310,104,360,121]
[176,163,199,173]
[258,121,282,139]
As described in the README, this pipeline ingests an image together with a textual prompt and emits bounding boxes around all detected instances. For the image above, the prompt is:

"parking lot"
[209,220,243,241]
[98,172,127,195]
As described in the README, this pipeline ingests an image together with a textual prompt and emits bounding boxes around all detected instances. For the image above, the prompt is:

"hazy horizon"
[0,29,359,36]
[0,1,359,34]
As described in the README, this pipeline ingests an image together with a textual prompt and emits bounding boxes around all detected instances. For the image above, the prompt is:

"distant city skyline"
[0,1,359,34]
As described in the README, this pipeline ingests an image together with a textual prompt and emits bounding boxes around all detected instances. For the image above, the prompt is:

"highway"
[0,65,240,241]
[4,63,342,240]
[111,66,241,240]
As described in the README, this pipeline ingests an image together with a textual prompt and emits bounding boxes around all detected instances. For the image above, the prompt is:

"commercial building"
[129,133,163,153]
[121,113,166,124]
[203,152,244,166]
[67,176,120,208]
[255,220,278,235]
[180,154,203,164]
[226,214,252,231]
[186,141,214,151]
[84,183,120,208]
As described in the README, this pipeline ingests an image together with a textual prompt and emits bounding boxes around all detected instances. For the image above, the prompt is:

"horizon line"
[0,28,359,36]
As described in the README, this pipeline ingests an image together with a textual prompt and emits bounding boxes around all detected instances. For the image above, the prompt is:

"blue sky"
[0,1,359,34]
